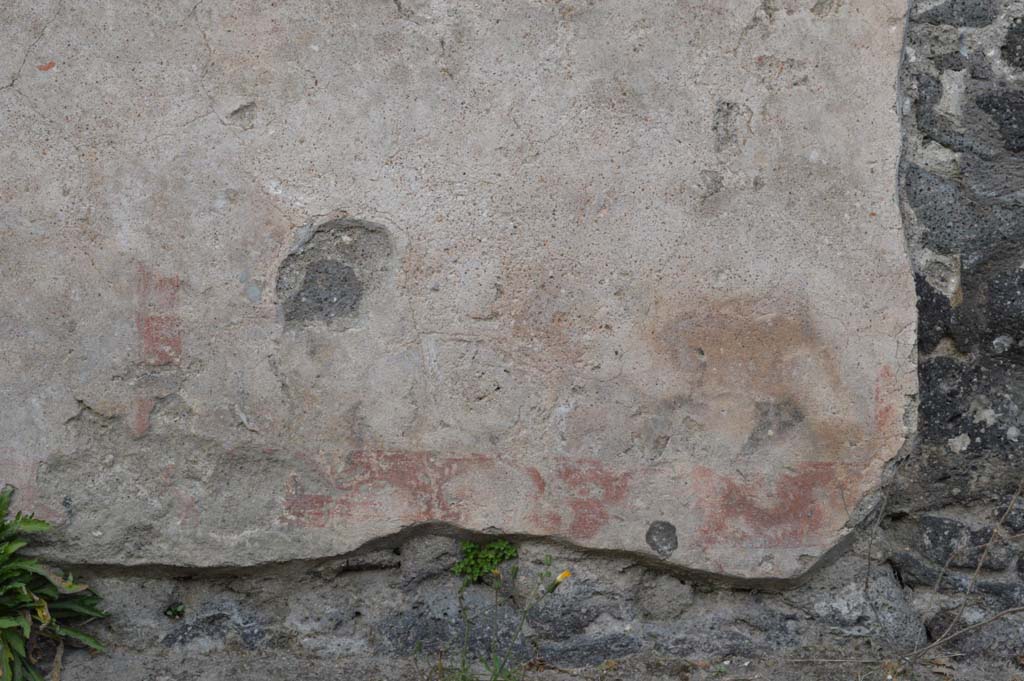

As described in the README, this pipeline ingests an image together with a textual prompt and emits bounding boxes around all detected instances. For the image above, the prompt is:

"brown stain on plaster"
[646,295,883,550]
[131,266,183,440]
[646,295,866,464]
[336,450,496,524]
[487,254,603,370]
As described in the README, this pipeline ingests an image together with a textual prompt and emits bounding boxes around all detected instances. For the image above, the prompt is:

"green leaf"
[0,582,28,597]
[24,565,88,595]
[0,543,25,559]
[27,584,56,601]
[0,559,42,580]
[1,631,24,660]
[0,639,11,681]
[14,516,49,534]
[49,599,108,619]
[451,539,519,584]
[0,540,24,557]
[9,516,49,535]
[0,598,27,613]
[0,486,106,675]
[51,625,104,652]
[0,487,12,522]
[22,663,42,681]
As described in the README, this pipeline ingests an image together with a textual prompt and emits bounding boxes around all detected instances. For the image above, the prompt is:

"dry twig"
[908,478,1024,662]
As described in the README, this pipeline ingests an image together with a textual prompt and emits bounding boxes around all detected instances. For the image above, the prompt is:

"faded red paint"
[135,265,181,365]
[36,61,55,71]
[0,460,59,520]
[557,462,632,539]
[526,466,546,494]
[160,464,199,526]
[874,364,897,434]
[283,475,332,528]
[282,450,634,538]
[694,462,845,549]
[283,450,500,527]
[130,397,155,437]
[137,316,181,365]
[530,509,565,534]
[338,450,496,522]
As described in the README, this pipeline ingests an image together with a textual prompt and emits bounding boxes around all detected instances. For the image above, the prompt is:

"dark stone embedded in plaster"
[276,218,392,329]
[283,259,363,323]
[645,521,679,557]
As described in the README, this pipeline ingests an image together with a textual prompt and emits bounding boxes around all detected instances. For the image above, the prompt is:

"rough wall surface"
[0,0,915,582]
[8,0,1024,679]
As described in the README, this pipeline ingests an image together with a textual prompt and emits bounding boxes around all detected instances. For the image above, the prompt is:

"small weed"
[163,602,186,619]
[0,486,107,680]
[417,540,573,681]
[451,540,518,586]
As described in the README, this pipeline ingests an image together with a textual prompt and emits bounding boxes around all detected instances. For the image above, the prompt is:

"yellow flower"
[547,569,571,592]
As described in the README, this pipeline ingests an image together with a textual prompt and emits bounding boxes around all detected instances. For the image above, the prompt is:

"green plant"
[0,486,107,680]
[163,602,186,619]
[416,540,572,681]
[451,540,518,586]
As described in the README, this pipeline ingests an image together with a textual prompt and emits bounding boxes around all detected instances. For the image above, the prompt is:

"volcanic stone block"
[0,0,915,580]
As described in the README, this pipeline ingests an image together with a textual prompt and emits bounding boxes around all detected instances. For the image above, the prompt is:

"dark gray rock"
[1004,17,1024,70]
[785,558,928,651]
[162,604,267,652]
[926,606,1024,657]
[526,575,632,641]
[380,581,529,661]
[998,494,1024,533]
[399,534,462,588]
[649,604,802,659]
[644,521,678,557]
[915,515,1015,571]
[977,89,1024,153]
[536,632,642,667]
[915,0,1000,27]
